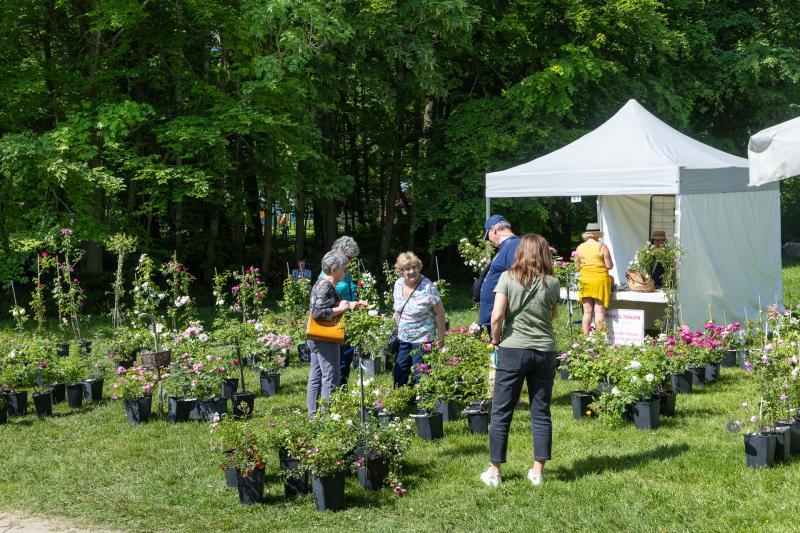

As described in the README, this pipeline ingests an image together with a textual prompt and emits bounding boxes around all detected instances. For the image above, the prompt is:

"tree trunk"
[295,189,307,259]
[261,175,273,274]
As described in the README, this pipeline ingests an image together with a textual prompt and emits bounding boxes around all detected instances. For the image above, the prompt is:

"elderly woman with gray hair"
[323,235,361,385]
[307,250,367,415]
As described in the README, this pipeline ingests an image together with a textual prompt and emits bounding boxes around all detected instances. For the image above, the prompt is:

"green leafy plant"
[210,415,268,478]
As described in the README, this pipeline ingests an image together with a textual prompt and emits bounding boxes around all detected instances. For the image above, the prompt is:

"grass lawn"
[1,266,799,532]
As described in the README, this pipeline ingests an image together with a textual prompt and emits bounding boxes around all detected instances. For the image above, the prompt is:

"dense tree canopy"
[1,0,798,300]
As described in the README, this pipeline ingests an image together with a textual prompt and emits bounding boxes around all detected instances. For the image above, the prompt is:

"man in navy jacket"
[479,215,520,331]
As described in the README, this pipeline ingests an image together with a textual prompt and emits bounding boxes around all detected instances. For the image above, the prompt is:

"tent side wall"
[598,195,653,285]
[677,189,783,327]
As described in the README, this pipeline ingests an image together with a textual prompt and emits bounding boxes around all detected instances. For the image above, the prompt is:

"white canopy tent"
[748,115,800,186]
[486,99,783,328]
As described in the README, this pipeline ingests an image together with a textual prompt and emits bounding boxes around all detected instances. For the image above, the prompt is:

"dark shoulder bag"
[386,278,424,356]
[472,264,491,303]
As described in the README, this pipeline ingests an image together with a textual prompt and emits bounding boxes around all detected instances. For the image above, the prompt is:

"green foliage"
[112,365,156,401]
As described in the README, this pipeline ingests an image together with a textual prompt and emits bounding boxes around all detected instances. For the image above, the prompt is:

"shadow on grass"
[52,404,99,418]
[554,443,690,481]
[438,442,486,457]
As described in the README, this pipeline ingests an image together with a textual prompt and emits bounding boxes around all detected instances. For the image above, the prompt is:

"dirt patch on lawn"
[0,511,111,532]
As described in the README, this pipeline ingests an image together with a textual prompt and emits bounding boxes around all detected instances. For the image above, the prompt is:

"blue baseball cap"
[484,214,507,240]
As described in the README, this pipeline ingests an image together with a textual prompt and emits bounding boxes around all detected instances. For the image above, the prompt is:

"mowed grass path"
[2,263,800,532]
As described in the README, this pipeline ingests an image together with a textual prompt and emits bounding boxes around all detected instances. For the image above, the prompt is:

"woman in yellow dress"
[575,223,613,335]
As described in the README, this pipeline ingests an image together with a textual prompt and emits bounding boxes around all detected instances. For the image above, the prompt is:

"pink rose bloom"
[422,343,432,351]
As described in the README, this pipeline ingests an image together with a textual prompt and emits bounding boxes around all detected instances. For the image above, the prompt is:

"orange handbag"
[305,313,345,343]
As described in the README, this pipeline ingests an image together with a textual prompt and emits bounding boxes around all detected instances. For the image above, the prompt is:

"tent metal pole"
[486,197,491,219]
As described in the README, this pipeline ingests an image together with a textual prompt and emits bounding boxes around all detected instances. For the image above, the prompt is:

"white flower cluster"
[174,295,190,308]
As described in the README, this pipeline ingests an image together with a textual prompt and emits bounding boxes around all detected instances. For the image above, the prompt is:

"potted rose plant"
[272,414,315,496]
[411,362,444,440]
[375,384,416,425]
[113,365,156,425]
[252,330,292,397]
[31,361,55,417]
[345,309,393,377]
[299,417,359,512]
[210,414,268,505]
[355,417,414,492]
[60,354,89,408]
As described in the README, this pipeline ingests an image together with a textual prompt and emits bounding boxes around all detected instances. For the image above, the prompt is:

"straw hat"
[650,230,667,241]
[582,222,603,239]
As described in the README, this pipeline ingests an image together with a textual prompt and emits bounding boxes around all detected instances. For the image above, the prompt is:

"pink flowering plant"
[675,322,724,366]
[737,343,792,433]
[357,417,415,494]
[231,267,267,321]
[165,341,226,400]
[113,365,157,400]
[373,384,416,415]
[252,331,293,373]
[551,246,577,291]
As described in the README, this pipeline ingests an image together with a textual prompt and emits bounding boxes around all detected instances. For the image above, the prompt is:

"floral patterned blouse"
[393,277,442,343]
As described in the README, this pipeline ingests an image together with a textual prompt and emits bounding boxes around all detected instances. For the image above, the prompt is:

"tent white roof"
[486,99,754,198]
[748,115,800,187]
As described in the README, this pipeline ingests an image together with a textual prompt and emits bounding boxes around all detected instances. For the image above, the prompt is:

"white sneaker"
[527,469,543,486]
[480,467,501,488]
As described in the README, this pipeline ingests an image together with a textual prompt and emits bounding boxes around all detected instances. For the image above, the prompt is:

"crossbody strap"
[397,277,424,320]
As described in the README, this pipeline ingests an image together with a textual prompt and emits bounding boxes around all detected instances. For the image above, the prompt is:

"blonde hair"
[582,231,603,241]
[394,252,423,277]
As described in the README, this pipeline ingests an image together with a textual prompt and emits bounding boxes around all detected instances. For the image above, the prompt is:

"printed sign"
[570,196,582,203]
[606,308,645,346]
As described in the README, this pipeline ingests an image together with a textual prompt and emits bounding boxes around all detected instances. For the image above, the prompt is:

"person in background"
[649,230,667,288]
[391,252,446,387]
[574,222,613,335]
[291,258,313,280]
[478,215,521,334]
[329,235,360,386]
[480,234,560,488]
[306,251,366,415]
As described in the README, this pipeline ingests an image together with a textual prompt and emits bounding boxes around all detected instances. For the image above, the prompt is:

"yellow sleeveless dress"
[576,241,612,308]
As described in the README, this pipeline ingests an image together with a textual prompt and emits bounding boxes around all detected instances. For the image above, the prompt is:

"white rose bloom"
[175,299,184,308]
[346,419,354,426]
[368,309,379,317]
[158,293,165,300]
[11,310,18,317]
[216,299,225,306]
[8,350,16,359]
[611,387,621,396]
[142,281,148,288]
[255,322,264,332]
[155,323,165,334]
[198,333,208,343]
[645,373,655,382]
[330,413,341,421]
[629,360,642,370]
[19,308,25,315]
[630,375,639,384]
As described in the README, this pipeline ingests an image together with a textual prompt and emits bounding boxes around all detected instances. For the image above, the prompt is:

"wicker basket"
[140,350,172,368]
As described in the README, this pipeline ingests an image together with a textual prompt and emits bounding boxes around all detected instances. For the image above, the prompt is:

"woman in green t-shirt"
[480,234,560,489]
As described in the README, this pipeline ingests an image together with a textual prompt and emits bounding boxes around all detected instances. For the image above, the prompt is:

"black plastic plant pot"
[33,390,53,417]
[56,343,70,357]
[571,391,595,420]
[197,397,228,421]
[312,472,346,512]
[225,465,238,488]
[780,419,800,455]
[597,381,614,394]
[233,392,256,419]
[559,363,569,381]
[411,412,444,441]
[434,399,460,422]
[82,378,104,401]
[4,390,28,417]
[78,340,92,355]
[670,371,693,394]
[356,456,389,491]
[220,378,239,399]
[124,396,152,425]
[66,383,84,408]
[169,397,195,423]
[632,399,660,430]
[721,350,737,367]
[744,432,776,468]
[377,412,399,426]
[659,391,677,417]
[0,398,6,424]
[259,372,280,397]
[738,350,749,370]
[279,449,311,496]
[704,362,721,383]
[361,357,383,377]
[688,365,707,386]
[463,408,490,434]
[52,383,66,404]
[774,427,792,463]
[236,466,265,505]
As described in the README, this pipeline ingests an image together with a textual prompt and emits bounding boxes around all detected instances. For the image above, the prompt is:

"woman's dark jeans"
[393,341,430,387]
[489,347,558,463]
